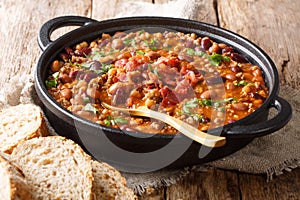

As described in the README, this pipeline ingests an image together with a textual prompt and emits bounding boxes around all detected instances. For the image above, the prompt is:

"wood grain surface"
[0,0,299,199]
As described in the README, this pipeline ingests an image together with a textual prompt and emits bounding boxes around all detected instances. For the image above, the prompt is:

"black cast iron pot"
[35,16,292,173]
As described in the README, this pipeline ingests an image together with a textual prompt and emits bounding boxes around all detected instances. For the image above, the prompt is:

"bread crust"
[92,161,137,200]
[10,136,93,200]
[0,104,49,154]
[0,153,32,200]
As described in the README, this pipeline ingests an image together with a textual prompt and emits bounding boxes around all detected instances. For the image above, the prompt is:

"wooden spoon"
[101,102,226,148]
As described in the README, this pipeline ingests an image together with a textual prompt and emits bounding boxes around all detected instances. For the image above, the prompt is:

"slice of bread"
[10,136,93,200]
[0,152,32,200]
[0,104,48,154]
[92,161,137,200]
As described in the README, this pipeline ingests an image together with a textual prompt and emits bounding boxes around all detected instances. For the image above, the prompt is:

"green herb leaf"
[182,98,200,114]
[199,99,213,107]
[45,79,57,88]
[45,72,59,88]
[186,48,195,56]
[123,38,136,47]
[139,29,145,35]
[234,80,248,86]
[81,63,92,69]
[104,119,111,126]
[207,53,230,66]
[191,113,203,121]
[83,97,90,104]
[102,64,113,73]
[83,103,99,114]
[136,50,145,55]
[91,51,105,60]
[148,64,161,79]
[113,117,128,124]
[144,39,157,50]
[153,69,161,79]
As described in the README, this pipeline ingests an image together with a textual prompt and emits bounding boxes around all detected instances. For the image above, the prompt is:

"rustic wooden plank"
[0,0,91,86]
[92,0,153,20]
[239,168,300,200]
[217,0,300,88]
[164,169,240,200]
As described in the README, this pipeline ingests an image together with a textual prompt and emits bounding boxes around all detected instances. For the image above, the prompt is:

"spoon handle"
[102,103,226,148]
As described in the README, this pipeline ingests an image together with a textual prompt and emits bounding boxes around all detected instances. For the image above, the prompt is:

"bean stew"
[45,29,268,134]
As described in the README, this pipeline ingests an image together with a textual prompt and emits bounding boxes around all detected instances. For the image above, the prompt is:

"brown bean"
[209,42,221,54]
[59,53,70,62]
[112,38,124,49]
[75,47,91,57]
[218,43,227,49]
[232,102,248,111]
[65,46,74,55]
[201,37,212,50]
[200,90,211,99]
[242,85,251,94]
[117,51,131,60]
[225,73,236,81]
[77,110,95,120]
[145,51,161,60]
[231,66,242,73]
[50,60,62,72]
[60,88,72,100]
[59,73,72,83]
[184,40,195,48]
[222,46,233,54]
[83,72,98,83]
[230,53,248,63]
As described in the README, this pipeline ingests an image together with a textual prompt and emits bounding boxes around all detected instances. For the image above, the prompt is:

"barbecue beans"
[46,30,268,134]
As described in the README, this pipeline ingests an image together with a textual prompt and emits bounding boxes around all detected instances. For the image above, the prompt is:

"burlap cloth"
[0,0,299,195]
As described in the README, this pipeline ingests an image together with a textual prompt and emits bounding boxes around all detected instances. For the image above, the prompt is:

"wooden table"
[0,0,299,199]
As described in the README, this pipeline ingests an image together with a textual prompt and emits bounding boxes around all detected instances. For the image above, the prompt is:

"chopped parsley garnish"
[77,59,113,74]
[123,38,136,47]
[45,72,59,88]
[233,80,254,87]
[100,64,114,73]
[182,97,237,114]
[136,49,145,55]
[144,38,158,50]
[139,29,145,35]
[83,103,99,114]
[182,98,199,114]
[104,116,128,126]
[104,119,111,126]
[148,64,161,79]
[113,117,128,125]
[91,51,105,60]
[186,48,205,57]
[207,52,230,66]
[83,97,90,104]
[81,63,92,69]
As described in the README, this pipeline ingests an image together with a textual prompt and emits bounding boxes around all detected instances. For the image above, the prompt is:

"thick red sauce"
[46,30,268,134]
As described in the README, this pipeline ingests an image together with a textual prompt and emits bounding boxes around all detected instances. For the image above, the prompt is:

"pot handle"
[38,16,98,51]
[226,96,292,138]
